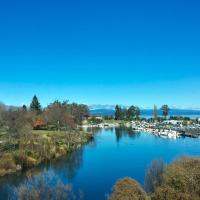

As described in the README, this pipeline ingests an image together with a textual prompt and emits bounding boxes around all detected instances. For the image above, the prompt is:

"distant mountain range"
[89,106,200,118]
[89,104,200,111]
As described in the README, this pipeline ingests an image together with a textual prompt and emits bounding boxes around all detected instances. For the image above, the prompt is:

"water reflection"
[9,170,81,200]
[84,127,102,134]
[0,127,141,199]
[115,127,141,143]
[1,128,199,200]
[51,148,84,180]
[0,147,85,199]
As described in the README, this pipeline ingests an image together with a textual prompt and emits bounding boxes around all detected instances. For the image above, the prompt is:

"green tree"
[22,105,27,112]
[127,106,140,121]
[115,105,122,120]
[121,108,127,120]
[30,95,42,115]
[161,105,170,119]
[127,106,136,120]
[135,106,140,119]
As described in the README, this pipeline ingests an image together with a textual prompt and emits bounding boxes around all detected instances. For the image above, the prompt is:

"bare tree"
[13,171,83,200]
[144,159,166,193]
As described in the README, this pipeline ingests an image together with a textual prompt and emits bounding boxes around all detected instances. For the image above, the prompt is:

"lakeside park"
[1,0,200,199]
[1,96,200,199]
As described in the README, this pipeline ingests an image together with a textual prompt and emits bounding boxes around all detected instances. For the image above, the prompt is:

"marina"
[82,119,200,139]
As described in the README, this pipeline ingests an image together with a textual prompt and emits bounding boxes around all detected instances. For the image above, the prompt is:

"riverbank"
[0,130,93,177]
[1,128,200,200]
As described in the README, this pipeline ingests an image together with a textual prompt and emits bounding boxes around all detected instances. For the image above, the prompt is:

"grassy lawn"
[102,119,129,124]
[102,119,116,123]
[32,130,66,135]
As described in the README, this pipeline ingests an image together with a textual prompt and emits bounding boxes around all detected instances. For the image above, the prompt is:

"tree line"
[115,105,140,120]
[114,104,170,120]
[0,95,89,138]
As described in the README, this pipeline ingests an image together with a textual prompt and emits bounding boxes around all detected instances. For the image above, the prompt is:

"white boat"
[159,130,177,139]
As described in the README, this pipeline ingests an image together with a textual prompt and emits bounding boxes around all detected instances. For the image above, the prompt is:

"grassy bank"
[0,130,93,177]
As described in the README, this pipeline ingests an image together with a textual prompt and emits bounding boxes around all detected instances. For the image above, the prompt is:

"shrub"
[151,186,194,200]
[0,154,17,176]
[108,177,148,200]
[152,157,200,200]
[109,157,200,200]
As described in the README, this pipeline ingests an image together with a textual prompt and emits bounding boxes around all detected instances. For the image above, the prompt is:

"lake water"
[1,127,200,200]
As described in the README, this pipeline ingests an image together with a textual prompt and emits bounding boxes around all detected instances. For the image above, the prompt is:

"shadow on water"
[115,126,141,143]
[84,127,103,134]
[50,147,84,181]
[0,146,85,200]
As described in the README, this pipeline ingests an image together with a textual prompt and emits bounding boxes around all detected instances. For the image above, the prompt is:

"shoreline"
[81,120,200,139]
[0,130,93,177]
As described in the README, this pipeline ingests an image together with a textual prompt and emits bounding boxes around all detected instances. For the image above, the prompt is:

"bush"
[108,177,148,200]
[109,157,200,200]
[152,157,200,200]
[151,186,193,200]
[0,154,17,176]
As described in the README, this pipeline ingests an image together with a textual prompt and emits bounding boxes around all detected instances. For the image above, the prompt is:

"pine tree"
[30,95,42,114]
[115,105,122,120]
[127,106,136,120]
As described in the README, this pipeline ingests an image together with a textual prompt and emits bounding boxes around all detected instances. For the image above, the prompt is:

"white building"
[163,120,182,125]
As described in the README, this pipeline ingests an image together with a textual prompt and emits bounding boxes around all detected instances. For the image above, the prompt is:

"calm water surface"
[1,127,200,200]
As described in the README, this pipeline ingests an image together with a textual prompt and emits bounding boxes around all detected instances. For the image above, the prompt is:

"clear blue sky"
[0,0,200,108]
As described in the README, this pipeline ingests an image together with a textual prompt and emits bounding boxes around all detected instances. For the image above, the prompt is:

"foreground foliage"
[109,177,149,200]
[109,157,200,200]
[151,157,200,200]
